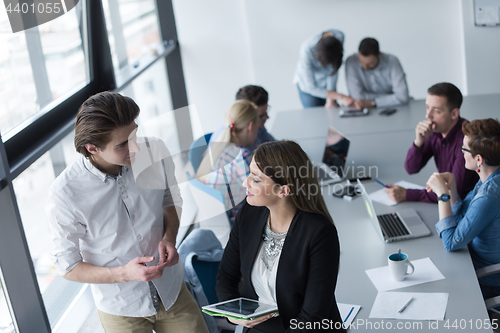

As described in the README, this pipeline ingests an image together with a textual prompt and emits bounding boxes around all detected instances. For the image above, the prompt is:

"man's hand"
[384,184,407,203]
[340,96,355,107]
[354,100,374,110]
[414,120,434,147]
[227,313,276,328]
[158,238,179,267]
[325,98,339,108]
[120,256,168,282]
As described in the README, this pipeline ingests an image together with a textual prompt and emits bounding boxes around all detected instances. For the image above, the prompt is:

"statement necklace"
[261,216,288,271]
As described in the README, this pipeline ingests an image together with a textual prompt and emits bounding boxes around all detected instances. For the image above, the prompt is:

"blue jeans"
[297,85,326,108]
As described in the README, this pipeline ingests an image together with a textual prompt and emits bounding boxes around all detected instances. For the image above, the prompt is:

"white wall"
[172,0,497,137]
[461,0,500,96]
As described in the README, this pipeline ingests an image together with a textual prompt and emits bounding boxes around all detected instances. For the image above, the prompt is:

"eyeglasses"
[259,105,271,120]
[461,146,474,154]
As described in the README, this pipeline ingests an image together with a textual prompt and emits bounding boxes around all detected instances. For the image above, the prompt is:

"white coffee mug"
[388,252,414,281]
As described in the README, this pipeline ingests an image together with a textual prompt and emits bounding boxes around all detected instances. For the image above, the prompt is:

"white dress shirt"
[345,52,410,107]
[47,137,184,317]
[251,242,281,307]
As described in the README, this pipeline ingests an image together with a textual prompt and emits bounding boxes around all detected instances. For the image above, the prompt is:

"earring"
[477,164,481,173]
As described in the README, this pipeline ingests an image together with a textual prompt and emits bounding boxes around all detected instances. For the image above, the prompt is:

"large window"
[0,0,189,331]
[12,132,80,328]
[102,0,161,75]
[0,1,89,138]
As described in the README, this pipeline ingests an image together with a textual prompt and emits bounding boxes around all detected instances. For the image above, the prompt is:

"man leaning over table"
[385,82,478,203]
[345,37,409,110]
[46,92,208,333]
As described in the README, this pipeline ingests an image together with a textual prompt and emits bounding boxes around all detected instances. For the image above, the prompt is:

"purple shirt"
[404,117,479,203]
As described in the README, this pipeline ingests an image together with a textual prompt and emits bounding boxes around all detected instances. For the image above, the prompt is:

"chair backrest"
[178,229,224,333]
[186,172,231,247]
[189,133,213,173]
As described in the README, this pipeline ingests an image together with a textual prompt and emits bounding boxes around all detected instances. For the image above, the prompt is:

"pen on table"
[374,179,389,188]
[398,297,415,313]
[239,298,242,313]
[344,307,354,323]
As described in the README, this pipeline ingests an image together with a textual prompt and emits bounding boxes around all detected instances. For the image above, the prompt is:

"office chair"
[189,133,213,173]
[186,172,231,248]
[476,264,500,310]
[178,229,236,333]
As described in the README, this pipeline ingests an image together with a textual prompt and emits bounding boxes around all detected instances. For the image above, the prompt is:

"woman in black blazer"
[216,141,345,332]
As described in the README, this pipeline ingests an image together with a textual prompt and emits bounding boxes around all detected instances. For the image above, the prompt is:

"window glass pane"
[120,59,179,155]
[0,2,89,137]
[12,131,82,329]
[38,2,89,101]
[0,12,38,137]
[102,0,161,74]
[0,270,16,333]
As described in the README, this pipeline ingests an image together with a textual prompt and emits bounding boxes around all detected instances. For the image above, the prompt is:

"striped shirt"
[204,144,252,222]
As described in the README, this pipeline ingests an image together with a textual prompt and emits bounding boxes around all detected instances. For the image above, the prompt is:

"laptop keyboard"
[377,213,410,239]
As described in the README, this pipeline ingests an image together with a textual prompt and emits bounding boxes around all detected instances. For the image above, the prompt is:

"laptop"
[357,179,431,242]
[312,127,350,186]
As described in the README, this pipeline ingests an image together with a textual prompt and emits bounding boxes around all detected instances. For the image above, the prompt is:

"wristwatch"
[438,193,450,202]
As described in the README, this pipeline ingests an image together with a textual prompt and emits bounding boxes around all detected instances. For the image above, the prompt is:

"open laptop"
[312,127,350,186]
[357,179,431,242]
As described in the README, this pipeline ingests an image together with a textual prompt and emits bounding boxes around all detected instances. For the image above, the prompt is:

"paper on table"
[369,180,425,206]
[369,292,449,321]
[338,303,361,328]
[365,257,445,292]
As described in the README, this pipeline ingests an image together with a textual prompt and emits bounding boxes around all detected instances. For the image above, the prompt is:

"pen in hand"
[374,179,389,188]
[398,297,415,313]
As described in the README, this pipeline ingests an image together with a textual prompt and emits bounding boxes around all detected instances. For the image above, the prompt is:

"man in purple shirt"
[385,82,478,203]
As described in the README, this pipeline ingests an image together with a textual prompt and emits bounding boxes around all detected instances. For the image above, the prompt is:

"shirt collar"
[83,156,128,182]
[441,117,464,142]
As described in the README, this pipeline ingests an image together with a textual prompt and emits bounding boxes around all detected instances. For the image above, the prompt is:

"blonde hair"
[254,140,334,224]
[196,100,258,179]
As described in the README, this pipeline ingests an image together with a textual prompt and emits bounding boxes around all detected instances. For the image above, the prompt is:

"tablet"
[202,297,278,320]
[339,108,369,117]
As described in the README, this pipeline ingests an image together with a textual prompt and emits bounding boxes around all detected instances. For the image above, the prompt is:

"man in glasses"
[385,82,478,203]
[210,85,275,152]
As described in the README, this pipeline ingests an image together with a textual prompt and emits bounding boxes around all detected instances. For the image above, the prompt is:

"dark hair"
[358,38,380,57]
[74,91,140,158]
[235,85,269,106]
[462,118,500,166]
[427,82,463,111]
[254,140,334,224]
[316,36,343,72]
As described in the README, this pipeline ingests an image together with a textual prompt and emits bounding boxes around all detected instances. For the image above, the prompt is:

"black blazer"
[216,202,345,332]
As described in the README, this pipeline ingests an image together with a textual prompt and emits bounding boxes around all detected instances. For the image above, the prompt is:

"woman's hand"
[227,313,276,328]
[426,172,450,196]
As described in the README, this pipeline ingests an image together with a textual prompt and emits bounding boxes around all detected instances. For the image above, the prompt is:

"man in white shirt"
[46,92,208,333]
[345,37,409,110]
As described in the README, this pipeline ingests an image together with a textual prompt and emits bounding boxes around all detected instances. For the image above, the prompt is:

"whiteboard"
[474,0,500,26]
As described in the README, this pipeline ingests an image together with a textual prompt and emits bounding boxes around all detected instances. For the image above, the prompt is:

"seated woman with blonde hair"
[216,140,345,332]
[426,118,500,300]
[196,100,259,223]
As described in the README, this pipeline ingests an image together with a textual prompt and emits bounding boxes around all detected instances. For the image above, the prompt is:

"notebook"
[312,127,350,186]
[357,180,431,242]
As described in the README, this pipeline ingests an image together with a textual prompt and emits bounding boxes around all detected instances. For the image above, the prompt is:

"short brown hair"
[316,36,343,73]
[235,85,268,106]
[74,92,140,158]
[428,82,463,111]
[462,118,500,166]
[358,38,379,57]
[254,140,334,224]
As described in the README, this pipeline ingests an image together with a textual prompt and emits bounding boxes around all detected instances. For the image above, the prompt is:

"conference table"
[269,94,500,332]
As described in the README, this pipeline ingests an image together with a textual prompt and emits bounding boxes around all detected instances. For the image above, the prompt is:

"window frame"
[0,0,191,331]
